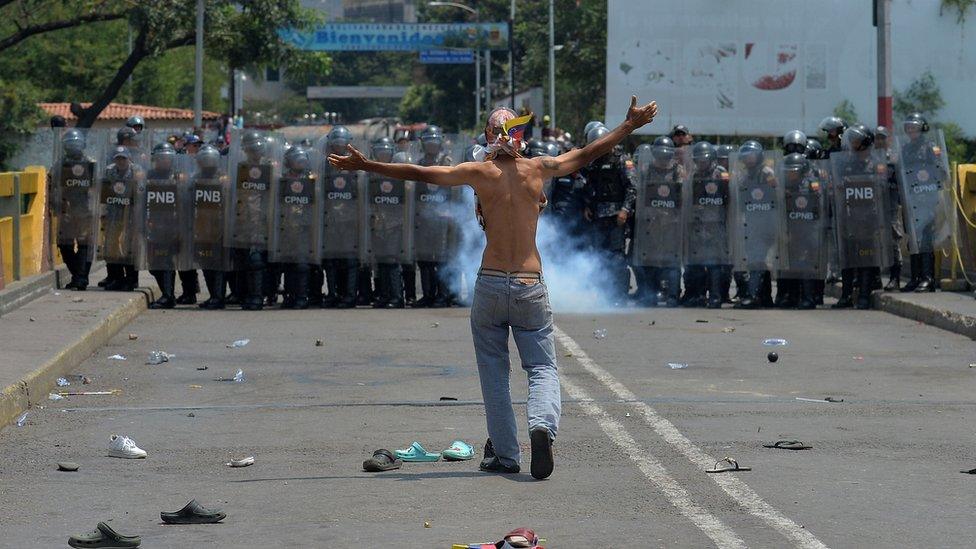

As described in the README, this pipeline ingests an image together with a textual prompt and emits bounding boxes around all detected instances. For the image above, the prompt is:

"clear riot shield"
[226,129,280,251]
[190,154,231,271]
[366,165,412,265]
[730,151,784,271]
[412,180,453,263]
[895,129,953,254]
[829,151,892,270]
[776,161,828,279]
[97,146,147,264]
[683,163,731,267]
[319,162,367,261]
[271,148,321,264]
[142,154,193,271]
[52,128,105,258]
[632,156,687,268]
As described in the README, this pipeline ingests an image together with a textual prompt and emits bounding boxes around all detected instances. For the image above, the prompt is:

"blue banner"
[419,49,475,64]
[280,23,509,52]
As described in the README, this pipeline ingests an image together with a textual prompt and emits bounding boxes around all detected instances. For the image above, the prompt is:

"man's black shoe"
[529,428,554,480]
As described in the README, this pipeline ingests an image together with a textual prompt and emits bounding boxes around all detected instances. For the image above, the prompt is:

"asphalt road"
[1,300,974,548]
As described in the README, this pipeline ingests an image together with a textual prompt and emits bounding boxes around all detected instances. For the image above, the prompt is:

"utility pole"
[486,49,492,109]
[193,0,204,128]
[548,0,555,131]
[508,0,515,110]
[876,0,892,128]
[475,50,481,127]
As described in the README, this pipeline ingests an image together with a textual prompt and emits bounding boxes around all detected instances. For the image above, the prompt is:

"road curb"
[0,261,106,317]
[0,286,155,430]
[824,284,976,340]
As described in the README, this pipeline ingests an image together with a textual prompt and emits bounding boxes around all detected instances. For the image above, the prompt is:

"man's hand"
[625,95,658,130]
[328,144,369,171]
[616,209,629,226]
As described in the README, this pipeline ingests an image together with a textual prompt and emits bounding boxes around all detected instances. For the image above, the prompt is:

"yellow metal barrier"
[944,163,976,288]
[0,166,47,284]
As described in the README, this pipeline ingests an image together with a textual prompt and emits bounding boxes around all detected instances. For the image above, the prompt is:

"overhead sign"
[419,49,474,64]
[281,23,509,52]
[306,86,409,99]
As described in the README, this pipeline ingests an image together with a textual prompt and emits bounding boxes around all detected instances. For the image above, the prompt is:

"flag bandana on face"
[482,112,534,160]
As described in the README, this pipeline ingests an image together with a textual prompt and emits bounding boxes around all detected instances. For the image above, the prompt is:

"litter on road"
[667,363,688,370]
[593,329,608,339]
[227,339,250,348]
[226,456,254,467]
[108,354,127,360]
[763,338,789,346]
[56,377,70,387]
[15,412,27,427]
[146,351,174,365]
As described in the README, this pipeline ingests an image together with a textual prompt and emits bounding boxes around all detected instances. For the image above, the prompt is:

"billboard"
[605,0,875,136]
[281,22,509,52]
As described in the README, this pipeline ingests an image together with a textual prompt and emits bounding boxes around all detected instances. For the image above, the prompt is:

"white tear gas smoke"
[443,189,623,312]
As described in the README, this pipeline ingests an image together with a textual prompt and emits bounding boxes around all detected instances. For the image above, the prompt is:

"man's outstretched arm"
[538,96,657,178]
[328,144,479,188]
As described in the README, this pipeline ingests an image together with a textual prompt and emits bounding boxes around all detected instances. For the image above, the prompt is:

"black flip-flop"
[762,440,812,451]
[960,468,976,474]
[68,522,141,548]
[160,500,226,524]
[706,457,752,473]
[363,449,402,472]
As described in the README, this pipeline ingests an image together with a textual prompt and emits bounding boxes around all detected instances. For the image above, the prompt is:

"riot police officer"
[582,125,636,304]
[53,129,99,291]
[319,125,363,309]
[830,124,890,309]
[805,138,824,160]
[412,125,455,308]
[897,113,948,293]
[143,142,188,309]
[367,138,408,308]
[774,130,809,307]
[778,152,827,309]
[273,145,318,309]
[819,116,847,157]
[190,144,230,309]
[684,141,731,308]
[99,147,142,291]
[126,115,145,134]
[230,130,276,311]
[876,126,903,291]
[731,140,780,309]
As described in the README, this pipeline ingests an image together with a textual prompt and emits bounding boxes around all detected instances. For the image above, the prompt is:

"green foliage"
[833,99,858,124]
[893,71,945,119]
[399,84,448,125]
[940,0,976,23]
[0,78,43,168]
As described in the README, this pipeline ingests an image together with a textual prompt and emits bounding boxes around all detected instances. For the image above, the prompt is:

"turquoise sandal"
[395,442,441,462]
[442,440,474,461]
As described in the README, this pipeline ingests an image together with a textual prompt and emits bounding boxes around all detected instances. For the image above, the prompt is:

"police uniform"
[582,153,636,302]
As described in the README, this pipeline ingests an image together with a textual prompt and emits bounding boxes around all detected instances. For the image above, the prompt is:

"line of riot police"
[538,113,952,310]
[49,123,477,311]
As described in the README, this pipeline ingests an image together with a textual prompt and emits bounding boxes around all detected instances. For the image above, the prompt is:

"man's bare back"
[327,96,658,273]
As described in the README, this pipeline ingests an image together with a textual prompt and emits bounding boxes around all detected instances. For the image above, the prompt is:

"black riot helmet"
[818,116,847,138]
[783,152,809,178]
[526,138,547,158]
[116,126,138,146]
[738,140,764,168]
[715,144,734,159]
[875,126,890,140]
[582,121,605,143]
[541,142,560,157]
[691,141,715,171]
[903,112,929,134]
[242,130,267,159]
[151,142,176,171]
[284,145,310,172]
[371,137,394,163]
[126,115,145,132]
[195,144,221,172]
[61,129,86,158]
[462,145,478,163]
[805,138,823,160]
[650,136,675,168]
[420,125,444,156]
[392,151,413,164]
[782,130,808,155]
[844,124,875,152]
[585,125,610,147]
[327,125,352,154]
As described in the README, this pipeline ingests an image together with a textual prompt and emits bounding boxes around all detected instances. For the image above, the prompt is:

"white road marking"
[560,374,748,548]
[554,325,829,549]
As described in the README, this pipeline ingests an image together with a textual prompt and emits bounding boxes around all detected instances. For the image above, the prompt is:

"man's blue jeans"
[470,273,561,467]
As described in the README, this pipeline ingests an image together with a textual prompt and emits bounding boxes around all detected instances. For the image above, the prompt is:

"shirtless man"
[329,96,658,479]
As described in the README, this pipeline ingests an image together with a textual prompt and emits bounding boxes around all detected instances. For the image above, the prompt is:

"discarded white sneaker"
[108,434,147,459]
[226,456,254,467]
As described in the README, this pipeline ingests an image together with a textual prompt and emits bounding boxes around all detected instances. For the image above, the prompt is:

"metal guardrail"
[0,167,46,286]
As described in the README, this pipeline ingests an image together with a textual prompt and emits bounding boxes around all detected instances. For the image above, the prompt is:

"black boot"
[242,269,264,310]
[308,267,323,307]
[832,269,855,309]
[915,253,935,292]
[431,264,450,308]
[413,263,435,308]
[797,279,817,309]
[177,270,199,304]
[357,266,373,306]
[731,271,748,303]
[775,279,798,308]
[149,271,176,309]
[200,271,226,309]
[901,254,922,292]
[280,268,296,309]
[706,267,723,309]
[293,265,310,309]
[856,269,875,309]
[402,264,417,307]
[884,262,902,291]
[734,271,763,309]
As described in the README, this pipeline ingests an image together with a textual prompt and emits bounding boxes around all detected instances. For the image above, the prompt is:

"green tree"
[833,99,858,124]
[894,71,974,164]
[399,83,448,125]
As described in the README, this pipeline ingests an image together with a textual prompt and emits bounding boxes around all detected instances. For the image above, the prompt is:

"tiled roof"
[39,102,221,122]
